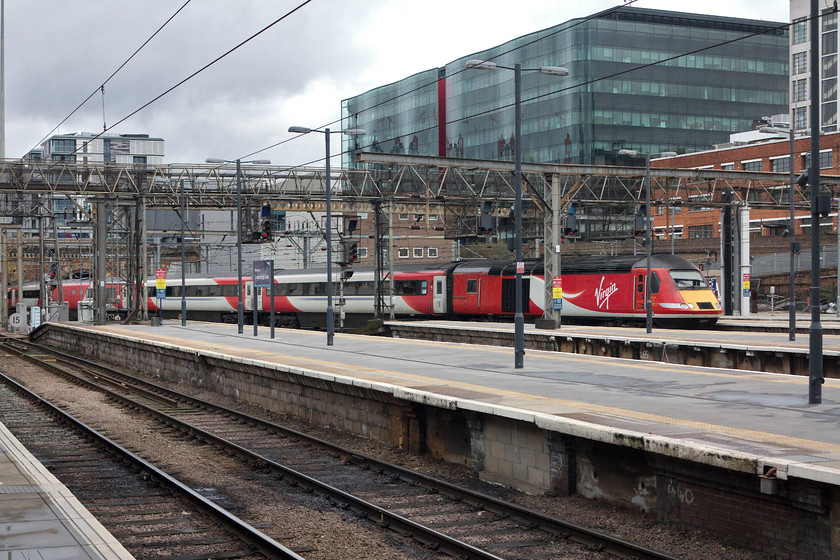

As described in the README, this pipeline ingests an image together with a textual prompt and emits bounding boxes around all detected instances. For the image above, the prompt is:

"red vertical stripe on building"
[437,71,447,157]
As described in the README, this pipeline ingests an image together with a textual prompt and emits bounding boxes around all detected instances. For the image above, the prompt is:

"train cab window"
[650,271,661,294]
[466,279,478,294]
[669,269,707,290]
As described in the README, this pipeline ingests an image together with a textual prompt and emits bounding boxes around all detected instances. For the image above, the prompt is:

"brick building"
[652,131,840,241]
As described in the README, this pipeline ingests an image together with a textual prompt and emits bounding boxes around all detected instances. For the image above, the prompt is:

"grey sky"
[5,0,789,166]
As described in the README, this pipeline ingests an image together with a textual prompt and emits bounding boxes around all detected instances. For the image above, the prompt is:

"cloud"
[3,0,789,163]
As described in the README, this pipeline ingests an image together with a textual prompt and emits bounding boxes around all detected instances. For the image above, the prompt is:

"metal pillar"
[325,130,334,345]
[236,159,243,334]
[180,179,186,326]
[95,200,107,324]
[808,0,823,404]
[513,63,525,368]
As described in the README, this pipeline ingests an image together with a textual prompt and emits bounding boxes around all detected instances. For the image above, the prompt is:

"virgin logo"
[595,277,618,309]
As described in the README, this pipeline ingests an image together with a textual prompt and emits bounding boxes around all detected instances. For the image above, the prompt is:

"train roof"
[452,255,701,276]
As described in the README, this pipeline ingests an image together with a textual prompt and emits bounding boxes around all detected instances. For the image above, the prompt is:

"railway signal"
[345,242,359,264]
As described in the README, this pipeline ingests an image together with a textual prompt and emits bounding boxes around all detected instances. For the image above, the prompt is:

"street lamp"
[287,126,365,346]
[759,124,797,341]
[205,157,271,334]
[618,149,677,334]
[466,59,569,369]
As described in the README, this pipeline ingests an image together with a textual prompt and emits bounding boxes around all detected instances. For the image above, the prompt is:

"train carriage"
[447,254,721,327]
[9,254,720,328]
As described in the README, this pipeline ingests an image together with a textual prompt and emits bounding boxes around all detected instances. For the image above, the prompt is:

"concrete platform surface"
[72,321,840,487]
[0,418,134,558]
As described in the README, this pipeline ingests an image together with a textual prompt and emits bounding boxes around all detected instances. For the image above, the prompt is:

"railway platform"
[385,313,840,376]
[29,320,840,558]
[0,413,133,558]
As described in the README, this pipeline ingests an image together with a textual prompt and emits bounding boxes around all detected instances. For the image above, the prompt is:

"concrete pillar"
[465,413,485,472]
[547,432,573,496]
[740,205,751,316]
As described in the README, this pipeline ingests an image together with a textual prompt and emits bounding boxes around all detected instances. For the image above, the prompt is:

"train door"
[246,282,264,312]
[634,272,645,310]
[433,275,447,314]
[462,276,481,313]
[501,278,530,314]
[244,281,254,311]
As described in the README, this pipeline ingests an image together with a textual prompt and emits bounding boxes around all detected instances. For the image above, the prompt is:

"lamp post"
[759,124,797,341]
[205,157,271,334]
[287,126,365,346]
[179,179,186,326]
[466,59,569,369]
[618,149,677,333]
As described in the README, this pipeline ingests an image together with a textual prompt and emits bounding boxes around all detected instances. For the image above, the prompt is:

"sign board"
[516,261,525,274]
[552,276,563,309]
[30,306,41,329]
[156,269,167,299]
[7,313,23,331]
[253,260,272,288]
[742,272,751,297]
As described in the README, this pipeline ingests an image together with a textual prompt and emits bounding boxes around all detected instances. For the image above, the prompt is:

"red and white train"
[7,254,721,327]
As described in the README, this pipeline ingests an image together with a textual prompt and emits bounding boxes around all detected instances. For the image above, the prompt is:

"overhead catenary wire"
[25,0,194,158]
[66,0,315,162]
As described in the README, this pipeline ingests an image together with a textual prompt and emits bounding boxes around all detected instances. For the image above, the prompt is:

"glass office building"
[342,7,789,166]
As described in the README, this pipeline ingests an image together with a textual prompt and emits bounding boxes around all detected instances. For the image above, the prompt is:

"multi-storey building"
[790,1,838,133]
[341,6,789,167]
[339,6,790,264]
[39,132,164,165]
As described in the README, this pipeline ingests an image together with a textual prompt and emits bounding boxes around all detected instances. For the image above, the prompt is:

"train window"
[651,272,661,294]
[670,270,708,290]
[466,279,478,294]
[394,280,428,296]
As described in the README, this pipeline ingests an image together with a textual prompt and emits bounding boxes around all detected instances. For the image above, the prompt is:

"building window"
[795,106,808,130]
[428,247,438,258]
[794,18,808,45]
[793,79,808,102]
[742,160,762,172]
[771,156,791,173]
[412,248,423,258]
[803,151,833,168]
[398,214,409,220]
[689,224,714,239]
[397,248,409,258]
[721,163,734,171]
[825,8,838,32]
[50,139,76,153]
[793,52,808,75]
[358,247,368,259]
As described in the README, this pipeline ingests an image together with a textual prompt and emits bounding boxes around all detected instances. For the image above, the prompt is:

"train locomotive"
[7,254,721,328]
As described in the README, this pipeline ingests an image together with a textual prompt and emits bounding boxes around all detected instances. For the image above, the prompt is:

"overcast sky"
[5,0,791,166]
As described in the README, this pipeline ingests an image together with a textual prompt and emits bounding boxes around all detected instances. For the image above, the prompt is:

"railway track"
[0,335,684,560]
[0,366,303,559]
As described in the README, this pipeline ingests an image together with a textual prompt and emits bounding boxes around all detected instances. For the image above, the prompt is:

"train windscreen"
[669,270,708,290]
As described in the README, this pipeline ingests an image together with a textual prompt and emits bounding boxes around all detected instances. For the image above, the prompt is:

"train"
[6,254,722,328]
